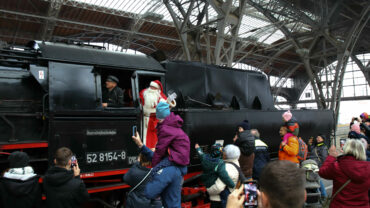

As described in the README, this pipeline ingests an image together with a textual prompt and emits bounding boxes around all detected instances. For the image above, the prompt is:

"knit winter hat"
[351,123,361,134]
[223,144,240,160]
[8,151,29,168]
[360,112,369,120]
[237,120,250,131]
[210,143,223,158]
[282,110,292,122]
[156,102,170,119]
[319,134,326,141]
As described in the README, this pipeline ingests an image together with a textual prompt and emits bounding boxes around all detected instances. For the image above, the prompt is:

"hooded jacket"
[43,166,89,208]
[234,130,255,156]
[196,147,235,188]
[319,155,370,208]
[152,112,190,167]
[140,145,187,208]
[310,142,328,167]
[207,159,240,202]
[0,174,41,208]
[234,131,255,178]
[123,162,162,208]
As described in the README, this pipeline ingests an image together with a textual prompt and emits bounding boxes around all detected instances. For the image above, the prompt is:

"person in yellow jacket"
[278,126,299,164]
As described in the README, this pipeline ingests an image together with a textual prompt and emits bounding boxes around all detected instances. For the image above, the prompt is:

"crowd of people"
[0,148,89,208]
[1,78,369,208]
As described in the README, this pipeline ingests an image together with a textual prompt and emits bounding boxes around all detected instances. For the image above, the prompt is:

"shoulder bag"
[322,179,351,208]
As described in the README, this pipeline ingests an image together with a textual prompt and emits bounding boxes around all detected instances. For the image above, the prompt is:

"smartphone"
[244,181,258,208]
[71,156,77,167]
[132,125,137,137]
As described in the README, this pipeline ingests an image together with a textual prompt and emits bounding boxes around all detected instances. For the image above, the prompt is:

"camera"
[244,181,258,208]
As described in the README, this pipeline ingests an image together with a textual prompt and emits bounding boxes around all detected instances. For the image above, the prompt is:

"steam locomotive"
[0,41,334,199]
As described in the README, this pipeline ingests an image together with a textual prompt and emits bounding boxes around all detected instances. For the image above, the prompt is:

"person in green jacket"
[195,143,235,189]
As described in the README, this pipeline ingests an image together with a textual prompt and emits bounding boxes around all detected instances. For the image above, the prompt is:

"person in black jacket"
[44,147,89,208]
[0,151,41,208]
[102,75,125,108]
[233,120,255,179]
[124,153,162,208]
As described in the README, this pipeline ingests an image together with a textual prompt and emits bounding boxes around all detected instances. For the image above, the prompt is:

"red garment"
[139,82,167,149]
[319,155,370,208]
[146,114,158,149]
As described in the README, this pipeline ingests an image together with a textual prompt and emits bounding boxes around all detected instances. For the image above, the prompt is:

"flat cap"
[106,75,119,83]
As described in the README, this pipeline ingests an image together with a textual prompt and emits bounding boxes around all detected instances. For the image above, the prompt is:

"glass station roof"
[73,0,289,45]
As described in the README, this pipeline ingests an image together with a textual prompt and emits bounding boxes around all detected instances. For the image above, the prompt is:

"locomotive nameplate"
[86,150,126,164]
[86,129,117,136]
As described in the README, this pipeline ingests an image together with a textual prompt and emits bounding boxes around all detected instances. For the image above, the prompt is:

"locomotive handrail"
[185,96,212,107]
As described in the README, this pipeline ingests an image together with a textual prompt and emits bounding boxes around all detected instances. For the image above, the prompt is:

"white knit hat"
[223,144,240,160]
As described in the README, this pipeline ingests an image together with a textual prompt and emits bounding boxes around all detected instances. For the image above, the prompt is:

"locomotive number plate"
[86,150,126,164]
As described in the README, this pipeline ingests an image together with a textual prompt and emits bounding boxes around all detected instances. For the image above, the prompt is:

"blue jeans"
[319,179,327,197]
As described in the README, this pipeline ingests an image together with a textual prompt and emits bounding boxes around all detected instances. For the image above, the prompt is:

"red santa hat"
[150,80,163,92]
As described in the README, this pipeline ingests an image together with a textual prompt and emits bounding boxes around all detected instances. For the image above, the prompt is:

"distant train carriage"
[0,41,334,203]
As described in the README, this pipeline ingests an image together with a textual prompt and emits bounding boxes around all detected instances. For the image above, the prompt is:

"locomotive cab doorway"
[131,70,165,146]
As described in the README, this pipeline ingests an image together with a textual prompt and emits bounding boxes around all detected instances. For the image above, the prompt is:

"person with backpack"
[123,153,162,208]
[195,143,235,190]
[278,126,299,164]
[207,144,244,208]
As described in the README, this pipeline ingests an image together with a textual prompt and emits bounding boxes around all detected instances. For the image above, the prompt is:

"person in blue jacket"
[132,132,187,208]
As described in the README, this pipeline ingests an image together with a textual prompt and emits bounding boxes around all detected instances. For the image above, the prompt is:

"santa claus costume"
[139,80,175,148]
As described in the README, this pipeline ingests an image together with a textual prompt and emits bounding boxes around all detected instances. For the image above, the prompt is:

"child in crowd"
[195,143,235,189]
[151,101,190,170]
[282,110,299,142]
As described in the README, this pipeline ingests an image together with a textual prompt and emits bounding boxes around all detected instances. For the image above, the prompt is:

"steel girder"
[116,0,162,51]
[0,9,181,45]
[330,3,370,126]
[42,0,174,27]
[351,55,370,87]
[40,0,62,41]
[246,0,327,109]
[163,0,247,65]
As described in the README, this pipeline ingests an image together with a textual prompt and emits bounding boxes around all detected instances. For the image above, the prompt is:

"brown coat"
[238,152,255,179]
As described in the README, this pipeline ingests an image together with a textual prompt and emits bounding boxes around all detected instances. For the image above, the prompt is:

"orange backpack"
[297,137,308,163]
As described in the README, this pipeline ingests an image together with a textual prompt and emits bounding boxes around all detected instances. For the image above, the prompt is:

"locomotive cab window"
[100,68,134,108]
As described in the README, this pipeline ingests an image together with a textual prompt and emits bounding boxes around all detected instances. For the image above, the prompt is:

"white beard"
[143,88,161,110]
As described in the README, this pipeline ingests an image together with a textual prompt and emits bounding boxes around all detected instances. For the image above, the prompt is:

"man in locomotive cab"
[102,75,125,108]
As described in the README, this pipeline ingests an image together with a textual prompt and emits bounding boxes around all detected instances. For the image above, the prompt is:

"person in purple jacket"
[151,101,190,167]
[131,101,190,208]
